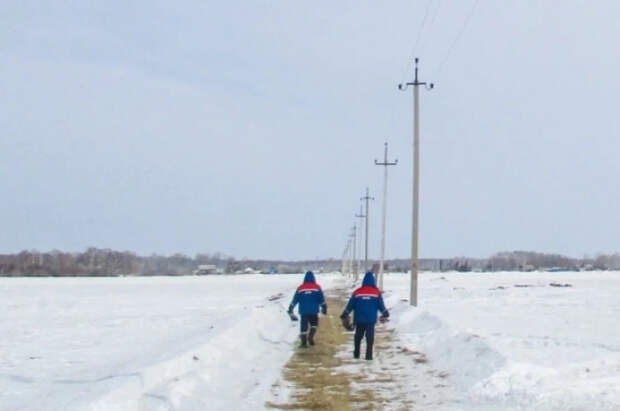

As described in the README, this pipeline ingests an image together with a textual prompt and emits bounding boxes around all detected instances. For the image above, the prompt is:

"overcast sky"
[2,1,619,260]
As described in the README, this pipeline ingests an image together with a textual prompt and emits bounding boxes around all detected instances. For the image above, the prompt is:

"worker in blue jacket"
[288,271,327,347]
[340,271,389,360]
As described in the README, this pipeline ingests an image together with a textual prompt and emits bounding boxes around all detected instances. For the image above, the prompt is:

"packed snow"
[1,271,619,410]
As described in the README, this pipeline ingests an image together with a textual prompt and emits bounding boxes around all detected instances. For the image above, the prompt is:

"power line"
[394,0,436,141]
[411,0,434,58]
[418,0,442,59]
[399,0,434,84]
[433,0,479,76]
[427,0,442,32]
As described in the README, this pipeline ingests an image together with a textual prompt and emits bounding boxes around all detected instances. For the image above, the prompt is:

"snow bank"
[87,294,296,411]
[387,298,506,392]
[382,271,620,410]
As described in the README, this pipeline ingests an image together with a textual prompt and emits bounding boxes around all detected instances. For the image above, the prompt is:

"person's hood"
[303,271,316,283]
[362,271,376,287]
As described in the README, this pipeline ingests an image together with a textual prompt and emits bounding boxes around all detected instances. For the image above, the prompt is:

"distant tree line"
[1,248,619,277]
[0,248,211,276]
[0,248,340,276]
[419,251,620,272]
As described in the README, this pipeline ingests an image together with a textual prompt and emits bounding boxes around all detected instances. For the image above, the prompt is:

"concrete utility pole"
[347,238,353,277]
[348,238,353,277]
[355,204,366,279]
[399,57,433,307]
[348,239,354,276]
[341,240,350,276]
[360,188,374,271]
[350,226,357,281]
[375,142,398,290]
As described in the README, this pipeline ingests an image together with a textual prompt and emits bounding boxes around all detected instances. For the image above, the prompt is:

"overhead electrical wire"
[390,0,438,154]
[417,0,442,59]
[398,0,434,83]
[411,0,434,58]
[427,0,442,33]
[433,0,479,76]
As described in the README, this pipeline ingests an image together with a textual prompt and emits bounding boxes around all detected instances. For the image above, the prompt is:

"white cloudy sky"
[1,1,619,260]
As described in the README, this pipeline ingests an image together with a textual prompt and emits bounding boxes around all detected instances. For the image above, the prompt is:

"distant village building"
[193,265,218,275]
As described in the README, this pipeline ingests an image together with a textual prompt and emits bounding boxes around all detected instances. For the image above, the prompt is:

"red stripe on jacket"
[353,285,380,298]
[298,283,321,292]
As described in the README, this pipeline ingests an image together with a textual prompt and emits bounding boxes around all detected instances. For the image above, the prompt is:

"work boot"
[300,334,308,348]
[308,327,317,346]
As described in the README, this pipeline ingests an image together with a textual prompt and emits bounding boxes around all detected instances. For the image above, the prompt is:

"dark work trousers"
[354,323,375,360]
[300,314,319,335]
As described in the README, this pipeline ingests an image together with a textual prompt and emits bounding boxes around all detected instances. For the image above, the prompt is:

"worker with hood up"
[287,271,327,347]
[340,271,389,360]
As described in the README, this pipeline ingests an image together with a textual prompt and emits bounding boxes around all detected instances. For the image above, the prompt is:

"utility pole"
[399,57,433,307]
[347,238,353,277]
[355,204,366,278]
[360,188,374,272]
[344,239,349,277]
[350,226,357,281]
[348,238,354,277]
[341,240,350,276]
[375,142,398,290]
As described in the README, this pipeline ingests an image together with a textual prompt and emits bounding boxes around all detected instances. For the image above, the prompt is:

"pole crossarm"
[398,58,435,91]
[360,194,374,204]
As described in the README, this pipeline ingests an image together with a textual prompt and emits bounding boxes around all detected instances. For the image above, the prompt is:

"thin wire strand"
[419,0,442,57]
[411,0,434,58]
[428,0,442,31]
[433,0,479,76]
[396,0,435,138]
[399,0,433,83]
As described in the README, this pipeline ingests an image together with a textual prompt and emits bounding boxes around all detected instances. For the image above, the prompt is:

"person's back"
[292,272,324,315]
[347,273,385,324]
[341,272,389,360]
[288,271,327,347]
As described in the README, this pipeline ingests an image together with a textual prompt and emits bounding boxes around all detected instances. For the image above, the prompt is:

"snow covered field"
[0,275,339,411]
[383,271,620,410]
[1,271,619,410]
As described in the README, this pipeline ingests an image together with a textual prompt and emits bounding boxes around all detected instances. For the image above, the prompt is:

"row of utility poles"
[340,58,432,307]
[342,145,396,290]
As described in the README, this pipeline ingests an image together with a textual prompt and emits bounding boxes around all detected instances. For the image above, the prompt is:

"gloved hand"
[340,315,354,331]
[321,305,327,315]
[379,315,389,324]
[288,311,299,321]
